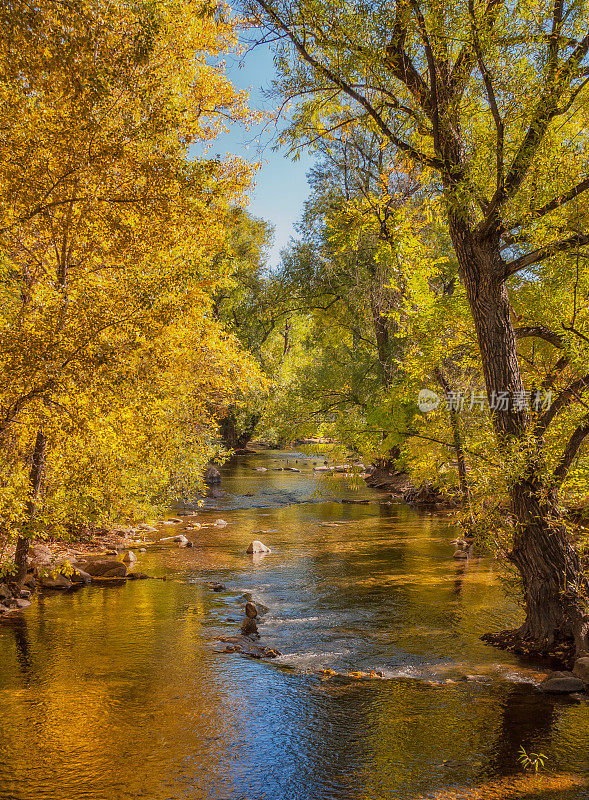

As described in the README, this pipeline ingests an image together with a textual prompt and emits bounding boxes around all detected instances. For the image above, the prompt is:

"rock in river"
[39,574,73,590]
[241,617,259,636]
[246,540,271,554]
[70,567,93,584]
[573,657,589,685]
[77,560,128,578]
[159,534,189,545]
[239,602,259,636]
[122,551,137,563]
[204,464,221,485]
[217,635,280,659]
[540,671,586,694]
[6,598,32,610]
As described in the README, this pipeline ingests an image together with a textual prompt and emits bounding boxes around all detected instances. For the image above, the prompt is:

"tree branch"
[449,0,504,100]
[542,355,570,391]
[468,0,504,194]
[409,0,441,153]
[553,416,589,488]
[505,233,589,276]
[254,0,444,170]
[514,325,564,348]
[507,176,589,232]
[480,30,589,229]
[384,0,432,109]
[536,373,589,436]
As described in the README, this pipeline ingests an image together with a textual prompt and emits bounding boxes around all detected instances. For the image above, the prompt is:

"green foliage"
[249,0,589,558]
[518,746,547,774]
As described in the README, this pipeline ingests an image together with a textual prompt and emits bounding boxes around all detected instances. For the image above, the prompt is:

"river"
[1,449,588,799]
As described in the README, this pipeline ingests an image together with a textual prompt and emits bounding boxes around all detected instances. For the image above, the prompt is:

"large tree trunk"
[14,430,46,587]
[510,479,589,652]
[451,224,527,437]
[450,221,589,654]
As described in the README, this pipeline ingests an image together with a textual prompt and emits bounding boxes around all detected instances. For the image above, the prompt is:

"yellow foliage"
[0,0,264,543]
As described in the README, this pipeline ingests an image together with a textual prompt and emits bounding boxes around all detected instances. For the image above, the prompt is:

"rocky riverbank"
[0,511,237,618]
[0,526,148,616]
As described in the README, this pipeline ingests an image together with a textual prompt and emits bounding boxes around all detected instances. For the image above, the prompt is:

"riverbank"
[0,519,187,615]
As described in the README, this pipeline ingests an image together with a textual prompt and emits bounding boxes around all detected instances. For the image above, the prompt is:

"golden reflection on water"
[407,773,587,799]
[1,456,588,800]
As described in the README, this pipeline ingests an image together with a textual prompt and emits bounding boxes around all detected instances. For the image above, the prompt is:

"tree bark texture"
[14,430,46,587]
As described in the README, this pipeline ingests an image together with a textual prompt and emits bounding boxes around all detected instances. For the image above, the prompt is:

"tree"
[212,208,274,449]
[0,0,262,583]
[246,0,589,654]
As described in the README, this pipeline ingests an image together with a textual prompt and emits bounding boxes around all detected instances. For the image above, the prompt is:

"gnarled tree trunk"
[451,221,589,654]
[510,479,589,652]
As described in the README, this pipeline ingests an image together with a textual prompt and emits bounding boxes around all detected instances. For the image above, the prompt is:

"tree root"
[481,629,576,669]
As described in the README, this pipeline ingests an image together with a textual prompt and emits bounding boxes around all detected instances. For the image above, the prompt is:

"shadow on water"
[1,614,33,680]
[0,450,588,800]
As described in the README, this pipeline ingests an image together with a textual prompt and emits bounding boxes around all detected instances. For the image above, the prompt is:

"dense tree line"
[0,0,265,582]
[230,0,589,658]
[1,0,588,662]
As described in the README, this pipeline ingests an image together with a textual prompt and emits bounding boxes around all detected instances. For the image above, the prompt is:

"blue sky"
[200,42,315,270]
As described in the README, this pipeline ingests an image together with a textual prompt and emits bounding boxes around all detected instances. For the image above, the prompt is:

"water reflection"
[2,616,33,682]
[0,451,588,800]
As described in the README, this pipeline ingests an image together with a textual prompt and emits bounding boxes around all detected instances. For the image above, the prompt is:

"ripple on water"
[0,451,588,800]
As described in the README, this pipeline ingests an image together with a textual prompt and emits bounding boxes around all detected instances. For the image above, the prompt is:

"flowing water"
[1,450,588,800]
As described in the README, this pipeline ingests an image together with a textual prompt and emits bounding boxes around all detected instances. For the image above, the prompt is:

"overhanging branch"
[253,0,444,170]
[515,325,564,348]
[505,233,589,276]
[536,373,589,436]
[553,416,589,488]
